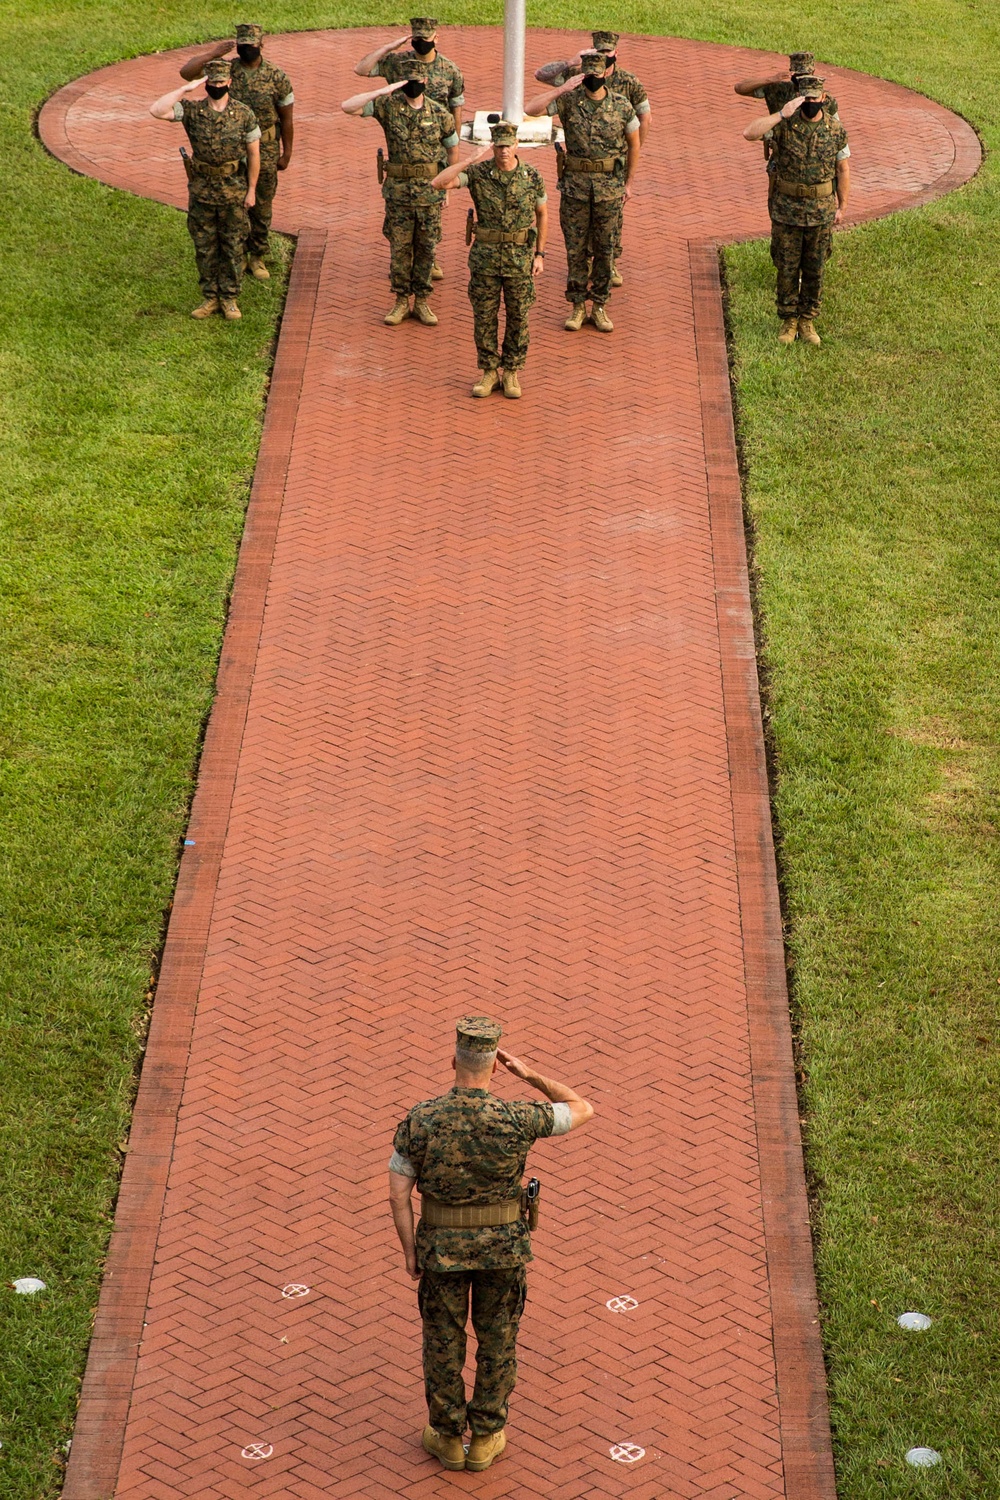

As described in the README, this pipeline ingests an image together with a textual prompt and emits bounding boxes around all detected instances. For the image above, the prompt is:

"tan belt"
[474,226,530,245]
[776,178,833,198]
[420,1196,522,1228]
[563,154,615,173]
[191,156,242,178]
[258,124,278,144]
[385,160,438,180]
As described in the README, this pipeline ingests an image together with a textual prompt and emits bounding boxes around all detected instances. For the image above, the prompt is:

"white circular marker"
[897,1311,932,1331]
[241,1442,273,1461]
[12,1278,47,1295]
[905,1448,941,1468]
[606,1295,639,1313]
[281,1283,310,1299]
[609,1443,645,1464]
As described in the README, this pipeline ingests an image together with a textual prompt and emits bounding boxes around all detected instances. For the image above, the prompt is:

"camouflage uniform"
[768,97,849,320]
[457,157,546,372]
[373,51,464,138]
[547,74,638,305]
[174,93,260,299]
[362,86,458,299]
[391,1017,570,1438]
[227,30,294,260]
[753,52,839,195]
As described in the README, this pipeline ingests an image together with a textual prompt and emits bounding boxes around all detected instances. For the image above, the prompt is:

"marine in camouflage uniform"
[349,61,459,323]
[543,53,639,327]
[389,1017,592,1472]
[168,60,261,316]
[750,77,850,342]
[736,51,840,206]
[227,25,294,271]
[441,120,547,399]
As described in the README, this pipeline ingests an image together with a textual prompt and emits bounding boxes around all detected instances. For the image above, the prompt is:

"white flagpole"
[501,0,526,124]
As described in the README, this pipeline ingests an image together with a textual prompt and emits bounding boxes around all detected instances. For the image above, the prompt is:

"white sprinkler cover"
[905,1447,942,1468]
[12,1278,47,1294]
[897,1311,932,1331]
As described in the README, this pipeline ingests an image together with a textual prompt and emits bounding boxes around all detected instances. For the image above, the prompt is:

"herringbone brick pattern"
[39,29,978,1500]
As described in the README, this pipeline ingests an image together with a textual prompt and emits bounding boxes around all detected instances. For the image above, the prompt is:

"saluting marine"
[433,120,548,401]
[525,52,640,334]
[149,59,260,320]
[354,18,465,281]
[734,50,839,206]
[342,61,459,326]
[390,1017,594,1472]
[180,24,295,281]
[534,29,650,284]
[743,76,851,345]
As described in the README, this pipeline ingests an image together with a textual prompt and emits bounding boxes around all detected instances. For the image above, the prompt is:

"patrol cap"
[235,22,263,44]
[456,1015,503,1052]
[410,16,438,36]
[796,74,825,98]
[592,30,619,52]
[490,119,519,144]
[580,51,608,76]
[789,51,815,74]
[204,58,233,82]
[396,55,430,78]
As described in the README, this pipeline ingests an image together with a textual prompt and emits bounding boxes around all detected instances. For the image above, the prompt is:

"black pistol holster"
[377,147,386,184]
[521,1177,540,1230]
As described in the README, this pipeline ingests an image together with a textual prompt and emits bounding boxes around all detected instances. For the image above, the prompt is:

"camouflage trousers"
[187,197,249,299]
[247,148,279,258]
[382,202,442,299]
[469,271,536,372]
[770,221,834,319]
[418,1267,527,1436]
[560,193,622,304]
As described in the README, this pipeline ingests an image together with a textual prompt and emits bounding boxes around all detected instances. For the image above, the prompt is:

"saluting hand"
[780,96,804,119]
[497,1048,531,1080]
[390,34,411,51]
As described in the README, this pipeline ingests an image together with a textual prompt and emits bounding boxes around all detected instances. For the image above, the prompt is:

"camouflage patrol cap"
[789,51,815,74]
[490,119,519,144]
[591,30,619,52]
[409,16,439,36]
[235,23,264,44]
[796,74,825,98]
[396,55,431,78]
[580,50,608,75]
[204,58,233,82]
[456,1016,503,1052]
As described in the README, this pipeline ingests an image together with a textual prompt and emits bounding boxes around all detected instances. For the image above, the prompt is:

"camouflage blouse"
[457,159,547,277]
[755,80,839,120]
[392,1086,555,1271]
[374,49,465,112]
[174,96,261,205]
[769,114,850,226]
[228,56,294,144]
[542,62,650,116]
[362,91,458,204]
[547,86,638,201]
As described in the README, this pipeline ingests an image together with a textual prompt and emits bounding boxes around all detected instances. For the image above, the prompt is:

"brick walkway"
[40,30,977,1500]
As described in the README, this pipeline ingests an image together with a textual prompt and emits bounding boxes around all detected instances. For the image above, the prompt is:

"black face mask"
[205,83,229,99]
[800,98,823,118]
[411,36,434,54]
[583,73,605,92]
[603,53,617,67]
[236,44,261,63]
[402,78,425,98]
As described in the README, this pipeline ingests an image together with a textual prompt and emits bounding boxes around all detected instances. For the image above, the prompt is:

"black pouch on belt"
[521,1177,541,1230]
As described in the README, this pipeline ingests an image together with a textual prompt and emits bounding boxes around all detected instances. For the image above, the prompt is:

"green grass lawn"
[1,1,998,1496]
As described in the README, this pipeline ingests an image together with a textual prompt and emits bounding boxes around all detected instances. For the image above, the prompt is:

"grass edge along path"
[2,2,999,1498]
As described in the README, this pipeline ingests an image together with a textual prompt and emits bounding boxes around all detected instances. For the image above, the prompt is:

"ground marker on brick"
[609,1443,645,1463]
[606,1295,638,1312]
[897,1312,932,1331]
[905,1448,941,1467]
[281,1283,310,1298]
[241,1442,273,1460]
[11,1278,46,1294]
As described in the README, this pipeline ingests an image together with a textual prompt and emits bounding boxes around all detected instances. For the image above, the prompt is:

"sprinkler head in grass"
[897,1311,932,1331]
[905,1448,941,1468]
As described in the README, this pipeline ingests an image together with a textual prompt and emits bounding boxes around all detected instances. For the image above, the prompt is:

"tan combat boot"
[472,368,501,398]
[590,303,614,333]
[431,262,444,281]
[502,369,522,400]
[421,1426,466,1471]
[778,317,798,344]
[412,298,438,326]
[466,1430,507,1472]
[384,295,410,326]
[219,298,242,321]
[247,257,270,281]
[191,296,220,319]
[610,262,624,287]
[564,302,587,331]
[798,318,822,345]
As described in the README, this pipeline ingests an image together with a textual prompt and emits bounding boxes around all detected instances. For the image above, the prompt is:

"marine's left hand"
[532,254,544,278]
[277,152,291,171]
[834,206,844,223]
[245,189,256,208]
[405,1248,420,1280]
